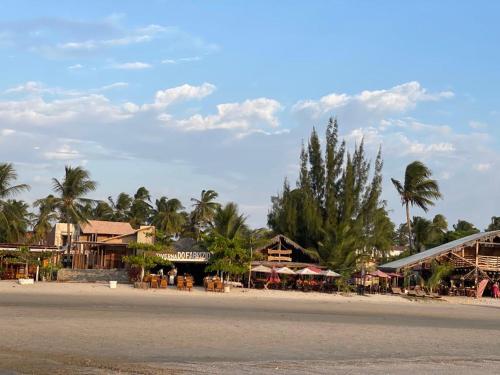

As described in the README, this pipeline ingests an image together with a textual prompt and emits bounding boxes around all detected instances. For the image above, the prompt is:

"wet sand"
[1,281,499,374]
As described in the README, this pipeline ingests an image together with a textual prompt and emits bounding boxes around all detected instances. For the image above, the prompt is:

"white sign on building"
[158,251,212,263]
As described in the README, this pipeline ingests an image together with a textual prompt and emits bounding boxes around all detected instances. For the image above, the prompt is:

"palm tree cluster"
[0,164,256,253]
[394,215,481,255]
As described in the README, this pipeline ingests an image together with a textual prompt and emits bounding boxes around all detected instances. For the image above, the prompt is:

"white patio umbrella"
[276,266,296,275]
[251,265,272,273]
[295,267,320,276]
[321,269,341,277]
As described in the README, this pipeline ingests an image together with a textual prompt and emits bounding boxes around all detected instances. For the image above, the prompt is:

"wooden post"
[475,240,479,299]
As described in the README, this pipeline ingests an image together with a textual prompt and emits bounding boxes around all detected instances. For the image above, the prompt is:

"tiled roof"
[79,220,134,235]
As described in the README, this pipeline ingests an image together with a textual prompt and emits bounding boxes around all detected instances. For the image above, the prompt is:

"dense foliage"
[204,234,249,280]
[268,119,394,272]
[426,260,454,292]
[394,216,481,253]
[122,242,172,281]
[0,163,30,242]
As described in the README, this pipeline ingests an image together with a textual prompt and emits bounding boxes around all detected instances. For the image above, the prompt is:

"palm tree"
[191,190,220,240]
[108,192,133,221]
[92,201,114,220]
[428,214,448,247]
[0,163,30,222]
[129,187,152,228]
[0,164,30,243]
[213,202,248,240]
[412,216,432,253]
[52,166,97,268]
[33,195,59,245]
[0,200,31,243]
[151,197,186,239]
[391,161,442,254]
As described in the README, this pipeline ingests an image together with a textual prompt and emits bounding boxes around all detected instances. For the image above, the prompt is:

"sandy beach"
[1,281,500,374]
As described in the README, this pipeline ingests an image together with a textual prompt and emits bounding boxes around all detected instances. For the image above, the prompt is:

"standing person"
[169,266,177,285]
[492,281,500,299]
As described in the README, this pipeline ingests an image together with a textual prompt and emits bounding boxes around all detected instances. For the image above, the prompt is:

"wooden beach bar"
[379,230,500,297]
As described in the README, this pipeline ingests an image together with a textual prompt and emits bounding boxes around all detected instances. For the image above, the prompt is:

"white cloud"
[0,18,218,59]
[0,94,134,125]
[112,62,152,70]
[1,128,15,136]
[406,142,455,156]
[356,81,453,112]
[345,125,456,158]
[43,144,83,160]
[5,81,46,95]
[143,83,216,111]
[474,163,491,172]
[293,81,454,119]
[22,22,175,53]
[293,93,349,118]
[0,81,220,127]
[161,56,202,64]
[94,82,128,91]
[122,102,139,113]
[4,81,128,98]
[68,63,84,70]
[164,98,282,133]
[345,127,382,145]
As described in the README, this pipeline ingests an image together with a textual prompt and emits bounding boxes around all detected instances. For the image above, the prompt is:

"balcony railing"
[453,255,500,271]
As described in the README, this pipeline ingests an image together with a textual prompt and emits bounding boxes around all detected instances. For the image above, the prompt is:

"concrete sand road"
[1,282,499,374]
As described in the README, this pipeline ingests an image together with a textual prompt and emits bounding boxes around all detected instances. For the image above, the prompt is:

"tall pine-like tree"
[268,118,394,272]
[308,127,325,204]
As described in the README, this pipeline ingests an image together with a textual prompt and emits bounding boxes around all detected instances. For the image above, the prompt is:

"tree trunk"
[140,266,145,282]
[405,202,413,254]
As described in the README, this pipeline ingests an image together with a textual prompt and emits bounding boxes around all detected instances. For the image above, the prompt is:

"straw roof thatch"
[255,234,307,254]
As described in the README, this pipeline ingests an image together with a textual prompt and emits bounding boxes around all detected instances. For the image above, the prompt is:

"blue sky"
[0,1,499,229]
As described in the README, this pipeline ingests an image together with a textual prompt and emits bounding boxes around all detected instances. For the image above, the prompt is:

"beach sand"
[1,281,499,374]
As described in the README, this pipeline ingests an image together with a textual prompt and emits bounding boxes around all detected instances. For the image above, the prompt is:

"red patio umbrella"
[307,266,323,274]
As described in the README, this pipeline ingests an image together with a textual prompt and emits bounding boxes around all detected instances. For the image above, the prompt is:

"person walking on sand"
[492,282,500,299]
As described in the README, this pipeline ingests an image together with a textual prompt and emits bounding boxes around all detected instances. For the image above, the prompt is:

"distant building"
[0,243,62,279]
[252,234,322,270]
[47,223,76,248]
[379,231,500,296]
[51,220,155,269]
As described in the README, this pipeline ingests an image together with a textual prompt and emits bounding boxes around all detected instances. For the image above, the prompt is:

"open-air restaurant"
[250,265,341,292]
